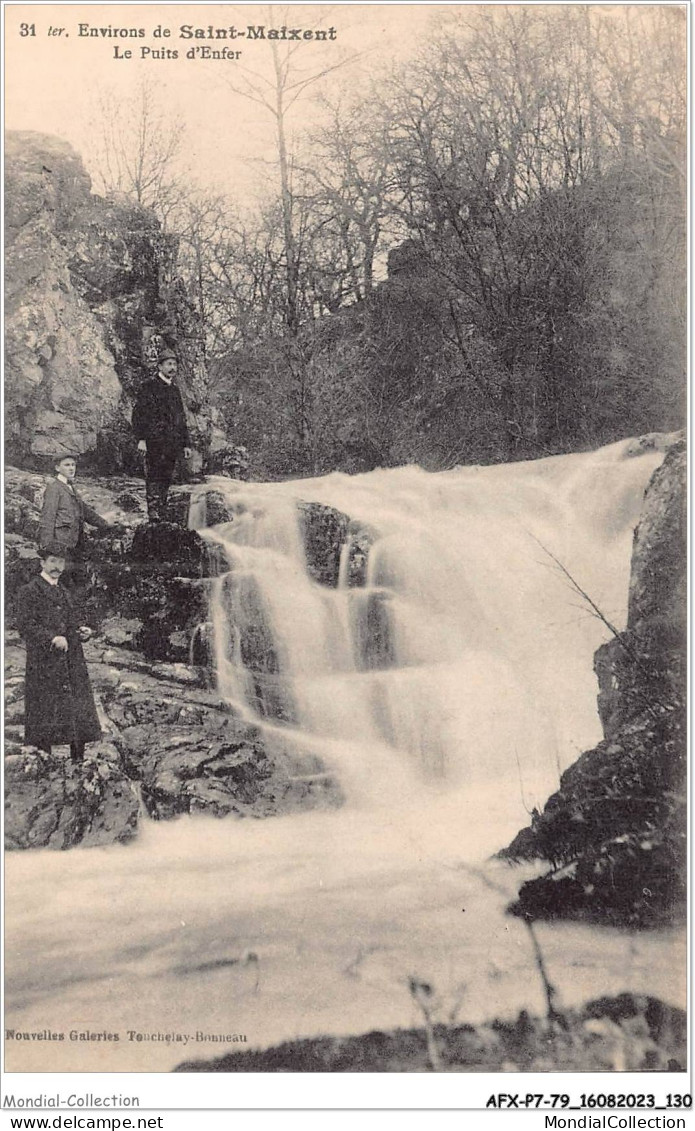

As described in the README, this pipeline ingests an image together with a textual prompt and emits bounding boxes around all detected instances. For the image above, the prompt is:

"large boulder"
[298,504,379,590]
[203,443,250,480]
[297,501,349,587]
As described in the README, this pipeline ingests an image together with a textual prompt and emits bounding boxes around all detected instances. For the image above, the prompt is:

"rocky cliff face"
[5,131,223,470]
[502,439,687,926]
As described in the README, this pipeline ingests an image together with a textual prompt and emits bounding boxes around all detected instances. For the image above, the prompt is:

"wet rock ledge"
[4,467,347,851]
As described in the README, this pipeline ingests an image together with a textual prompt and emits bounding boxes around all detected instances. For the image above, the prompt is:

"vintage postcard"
[3,0,688,1107]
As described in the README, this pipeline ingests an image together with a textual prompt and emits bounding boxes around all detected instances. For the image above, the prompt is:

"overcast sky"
[5,3,443,203]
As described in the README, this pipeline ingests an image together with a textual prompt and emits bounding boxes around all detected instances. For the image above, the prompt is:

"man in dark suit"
[15,545,102,760]
[132,348,192,522]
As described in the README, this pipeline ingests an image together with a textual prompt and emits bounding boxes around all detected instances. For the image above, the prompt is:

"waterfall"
[6,438,681,1074]
[191,439,664,826]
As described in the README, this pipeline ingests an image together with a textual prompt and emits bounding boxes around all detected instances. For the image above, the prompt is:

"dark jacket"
[132,375,190,452]
[16,576,102,748]
[39,477,110,553]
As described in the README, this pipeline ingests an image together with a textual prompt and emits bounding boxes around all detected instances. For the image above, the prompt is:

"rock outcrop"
[4,466,343,850]
[4,745,139,850]
[102,668,341,821]
[502,440,687,926]
[5,131,224,470]
[298,501,349,587]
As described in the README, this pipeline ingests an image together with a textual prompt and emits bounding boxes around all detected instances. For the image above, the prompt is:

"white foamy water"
[198,437,663,814]
[5,440,685,1072]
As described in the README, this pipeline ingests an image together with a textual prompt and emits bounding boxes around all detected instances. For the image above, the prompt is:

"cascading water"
[5,440,685,1073]
[193,438,661,824]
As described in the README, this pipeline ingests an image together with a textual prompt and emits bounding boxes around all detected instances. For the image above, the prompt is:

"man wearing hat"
[132,348,192,522]
[39,454,114,585]
[16,543,102,760]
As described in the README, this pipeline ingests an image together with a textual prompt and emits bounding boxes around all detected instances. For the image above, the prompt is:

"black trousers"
[38,741,86,760]
[145,447,178,522]
[58,541,89,594]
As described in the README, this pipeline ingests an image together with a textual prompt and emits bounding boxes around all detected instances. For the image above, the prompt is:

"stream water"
[4,440,685,1072]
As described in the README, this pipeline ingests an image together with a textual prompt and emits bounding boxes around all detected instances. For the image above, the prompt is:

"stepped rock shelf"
[3,436,686,1073]
[5,470,371,844]
[5,436,685,931]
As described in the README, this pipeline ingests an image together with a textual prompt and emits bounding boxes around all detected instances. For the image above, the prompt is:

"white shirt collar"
[158,372,173,386]
[57,473,74,488]
[40,571,59,587]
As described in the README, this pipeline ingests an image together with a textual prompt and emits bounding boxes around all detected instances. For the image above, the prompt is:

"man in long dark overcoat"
[15,545,102,760]
[132,348,192,522]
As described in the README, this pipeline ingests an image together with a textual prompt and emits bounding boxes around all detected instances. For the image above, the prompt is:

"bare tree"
[299,97,399,307]
[222,6,360,335]
[89,77,188,226]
